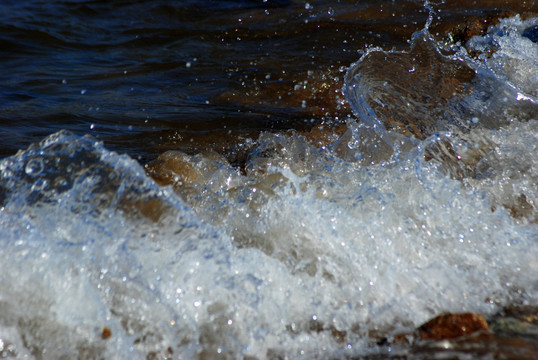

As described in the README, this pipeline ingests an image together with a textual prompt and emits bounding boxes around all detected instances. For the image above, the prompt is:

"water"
[1,1,537,359]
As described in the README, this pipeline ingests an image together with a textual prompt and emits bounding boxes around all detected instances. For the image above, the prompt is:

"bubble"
[25,158,44,177]
[31,178,48,192]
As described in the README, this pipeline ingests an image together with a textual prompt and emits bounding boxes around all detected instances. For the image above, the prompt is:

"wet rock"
[377,307,538,359]
[146,150,204,188]
[101,327,111,340]
[417,313,489,341]
[389,313,489,347]
[118,196,171,223]
[145,150,231,190]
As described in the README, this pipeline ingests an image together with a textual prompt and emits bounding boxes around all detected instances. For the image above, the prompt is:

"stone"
[101,327,111,340]
[417,313,489,341]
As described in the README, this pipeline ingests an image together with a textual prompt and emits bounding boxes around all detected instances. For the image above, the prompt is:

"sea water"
[1,14,537,360]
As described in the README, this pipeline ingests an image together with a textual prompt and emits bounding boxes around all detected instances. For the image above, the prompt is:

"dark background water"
[0,0,535,162]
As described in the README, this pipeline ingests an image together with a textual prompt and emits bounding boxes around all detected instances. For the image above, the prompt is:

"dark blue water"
[0,0,459,161]
[3,0,534,162]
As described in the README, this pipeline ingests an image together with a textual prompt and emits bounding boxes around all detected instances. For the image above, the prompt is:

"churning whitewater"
[1,14,537,359]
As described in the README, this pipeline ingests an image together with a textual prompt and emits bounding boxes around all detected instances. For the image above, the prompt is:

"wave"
[0,13,537,360]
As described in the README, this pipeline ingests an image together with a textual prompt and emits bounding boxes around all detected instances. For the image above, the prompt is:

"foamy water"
[1,16,537,359]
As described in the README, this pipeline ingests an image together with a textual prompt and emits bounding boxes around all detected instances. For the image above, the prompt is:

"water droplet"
[31,178,48,192]
[25,158,44,177]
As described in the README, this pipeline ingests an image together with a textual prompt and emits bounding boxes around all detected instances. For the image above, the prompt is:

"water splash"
[0,14,537,360]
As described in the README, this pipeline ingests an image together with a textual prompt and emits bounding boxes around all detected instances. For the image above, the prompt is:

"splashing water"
[1,14,537,360]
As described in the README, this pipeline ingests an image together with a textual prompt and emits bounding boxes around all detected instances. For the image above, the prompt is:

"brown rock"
[417,313,489,341]
[101,327,111,340]
[121,197,170,223]
[146,150,202,187]
[378,307,538,359]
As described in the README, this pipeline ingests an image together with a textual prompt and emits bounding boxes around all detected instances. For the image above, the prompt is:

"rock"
[101,327,111,340]
[145,150,232,192]
[417,313,489,341]
[379,308,538,359]
[145,150,203,188]
[390,312,489,346]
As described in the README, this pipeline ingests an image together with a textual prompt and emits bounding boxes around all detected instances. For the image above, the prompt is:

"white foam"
[466,15,538,97]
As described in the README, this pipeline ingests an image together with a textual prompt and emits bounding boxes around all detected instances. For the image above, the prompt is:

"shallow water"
[1,1,537,359]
